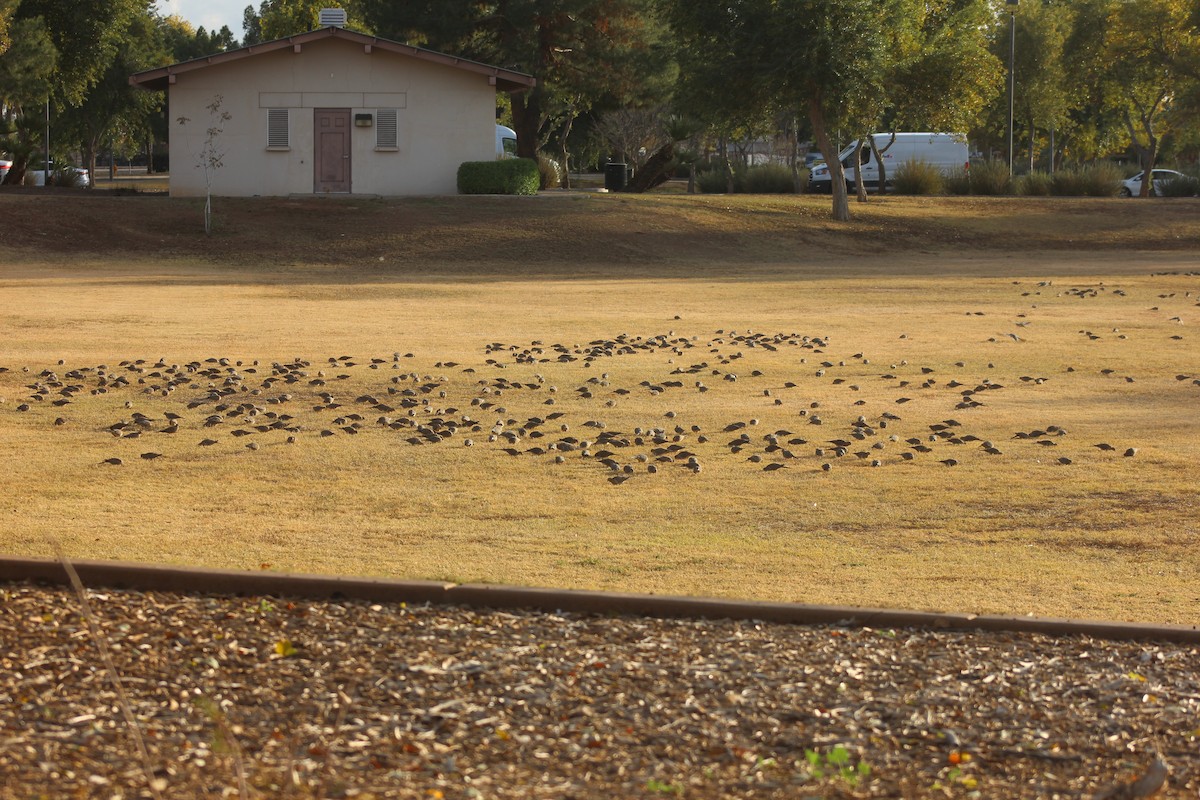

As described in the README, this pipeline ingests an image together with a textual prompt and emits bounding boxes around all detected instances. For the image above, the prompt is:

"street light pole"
[44,99,51,187]
[1007,0,1018,176]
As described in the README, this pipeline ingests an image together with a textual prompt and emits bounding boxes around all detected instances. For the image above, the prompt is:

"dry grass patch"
[1,195,1198,624]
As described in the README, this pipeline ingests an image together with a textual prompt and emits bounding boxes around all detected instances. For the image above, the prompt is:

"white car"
[1120,169,1185,197]
[30,166,91,187]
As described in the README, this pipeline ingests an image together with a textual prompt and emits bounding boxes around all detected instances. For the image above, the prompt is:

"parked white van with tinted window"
[496,124,517,158]
[808,132,967,193]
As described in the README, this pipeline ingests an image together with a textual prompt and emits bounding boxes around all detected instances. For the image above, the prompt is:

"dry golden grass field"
[1,191,1198,625]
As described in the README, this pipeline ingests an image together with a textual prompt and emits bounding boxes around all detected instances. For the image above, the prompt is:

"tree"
[256,0,371,40]
[0,0,16,55]
[14,0,146,105]
[1105,0,1192,196]
[670,0,786,193]
[1002,1,1072,171]
[57,5,166,183]
[0,16,57,184]
[1057,0,1126,163]
[159,15,238,61]
[361,0,670,171]
[672,0,907,220]
[242,3,264,45]
[176,95,231,235]
[879,0,999,187]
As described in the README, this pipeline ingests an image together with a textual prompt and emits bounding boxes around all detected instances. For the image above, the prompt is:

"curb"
[3,556,1198,644]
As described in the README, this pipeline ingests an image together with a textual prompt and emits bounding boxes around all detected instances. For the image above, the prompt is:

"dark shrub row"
[457,158,540,195]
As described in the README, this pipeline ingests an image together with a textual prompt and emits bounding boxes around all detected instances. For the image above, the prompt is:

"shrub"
[741,164,796,194]
[1050,163,1122,197]
[944,168,972,196]
[1158,174,1200,197]
[1049,168,1087,196]
[968,160,1012,196]
[891,159,944,195]
[457,158,539,195]
[697,169,736,194]
[49,165,86,188]
[1017,170,1053,196]
[536,153,562,190]
[698,164,803,194]
[1080,162,1124,196]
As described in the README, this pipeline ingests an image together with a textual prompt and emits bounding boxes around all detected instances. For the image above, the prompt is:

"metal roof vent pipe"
[319,8,348,28]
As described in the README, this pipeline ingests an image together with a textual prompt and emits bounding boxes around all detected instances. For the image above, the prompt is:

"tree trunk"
[1124,110,1157,198]
[1139,142,1157,198]
[2,116,37,185]
[719,135,734,193]
[808,96,849,222]
[82,139,98,190]
[627,141,675,193]
[789,114,802,194]
[511,91,542,160]
[1048,125,1055,175]
[688,162,696,194]
[854,135,868,203]
[558,113,573,190]
[872,132,896,195]
[2,154,28,185]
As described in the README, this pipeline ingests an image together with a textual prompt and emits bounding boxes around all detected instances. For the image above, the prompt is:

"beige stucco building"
[131,25,534,197]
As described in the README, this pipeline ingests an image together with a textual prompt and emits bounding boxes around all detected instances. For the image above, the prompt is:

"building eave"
[129,26,536,94]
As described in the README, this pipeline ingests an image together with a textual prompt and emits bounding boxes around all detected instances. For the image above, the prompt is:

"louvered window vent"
[319,8,348,27]
[376,109,398,149]
[267,109,289,149]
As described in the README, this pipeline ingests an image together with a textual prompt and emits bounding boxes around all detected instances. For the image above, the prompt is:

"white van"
[496,124,517,158]
[808,132,967,193]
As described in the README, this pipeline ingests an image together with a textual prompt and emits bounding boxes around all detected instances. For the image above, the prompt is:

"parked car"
[808,132,968,193]
[0,159,10,181]
[803,151,824,168]
[29,165,91,187]
[1119,169,1186,197]
[495,124,517,158]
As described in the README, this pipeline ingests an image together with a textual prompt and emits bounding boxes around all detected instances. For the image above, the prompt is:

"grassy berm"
[1,190,1198,624]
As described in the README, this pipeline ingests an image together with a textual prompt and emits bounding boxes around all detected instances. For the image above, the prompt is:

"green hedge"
[457,158,540,195]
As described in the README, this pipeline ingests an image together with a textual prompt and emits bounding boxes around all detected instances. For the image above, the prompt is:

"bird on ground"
[1124,448,1137,457]
[101,457,123,465]
[140,452,164,460]
[199,438,218,446]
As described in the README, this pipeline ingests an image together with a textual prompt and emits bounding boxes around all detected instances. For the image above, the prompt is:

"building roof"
[130,25,536,94]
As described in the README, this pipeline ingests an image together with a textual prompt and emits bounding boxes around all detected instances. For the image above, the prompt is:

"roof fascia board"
[129,27,535,93]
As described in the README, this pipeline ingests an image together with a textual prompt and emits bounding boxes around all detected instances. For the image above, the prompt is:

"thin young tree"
[176,95,230,235]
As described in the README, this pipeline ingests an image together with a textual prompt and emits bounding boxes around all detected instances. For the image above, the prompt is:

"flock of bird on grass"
[3,278,1196,485]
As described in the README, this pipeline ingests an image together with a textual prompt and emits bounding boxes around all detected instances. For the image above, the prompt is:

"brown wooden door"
[314,108,351,193]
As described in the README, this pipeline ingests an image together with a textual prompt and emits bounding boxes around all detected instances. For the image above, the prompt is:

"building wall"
[168,36,498,197]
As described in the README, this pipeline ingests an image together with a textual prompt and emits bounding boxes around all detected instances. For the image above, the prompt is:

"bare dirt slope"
[2,191,1198,274]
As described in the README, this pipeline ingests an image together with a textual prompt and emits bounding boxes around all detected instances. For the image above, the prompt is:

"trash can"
[605,162,628,192]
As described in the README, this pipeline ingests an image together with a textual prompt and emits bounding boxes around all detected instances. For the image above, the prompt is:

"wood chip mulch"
[1,582,1197,799]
